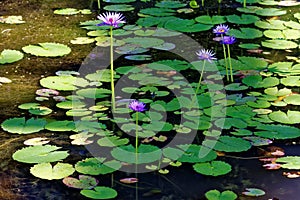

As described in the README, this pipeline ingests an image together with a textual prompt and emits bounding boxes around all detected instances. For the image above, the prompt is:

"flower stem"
[243,0,246,8]
[227,44,233,82]
[190,60,206,108]
[110,26,116,112]
[201,0,204,7]
[135,112,139,200]
[221,35,229,81]
[97,0,101,9]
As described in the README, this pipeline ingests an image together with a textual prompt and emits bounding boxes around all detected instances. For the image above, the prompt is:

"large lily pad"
[254,124,300,139]
[193,161,232,176]
[261,39,298,49]
[255,19,286,30]
[12,145,69,163]
[30,162,75,180]
[203,136,252,152]
[205,190,238,200]
[0,49,23,64]
[276,156,300,169]
[255,8,287,16]
[1,117,46,134]
[164,18,213,32]
[22,43,71,57]
[104,4,134,12]
[40,76,89,91]
[75,158,121,175]
[139,8,175,17]
[195,15,226,25]
[242,75,279,88]
[228,28,262,39]
[226,14,259,24]
[80,187,117,199]
[269,110,300,124]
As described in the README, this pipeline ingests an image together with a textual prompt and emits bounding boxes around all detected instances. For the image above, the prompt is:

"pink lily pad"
[63,175,98,189]
[36,88,59,97]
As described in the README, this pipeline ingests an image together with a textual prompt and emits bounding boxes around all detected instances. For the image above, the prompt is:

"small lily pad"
[104,4,134,11]
[22,43,71,57]
[30,162,75,180]
[70,37,94,44]
[63,175,98,189]
[75,158,121,175]
[24,137,50,146]
[193,161,232,176]
[80,186,118,199]
[226,14,259,24]
[205,189,238,200]
[242,188,265,197]
[0,49,23,64]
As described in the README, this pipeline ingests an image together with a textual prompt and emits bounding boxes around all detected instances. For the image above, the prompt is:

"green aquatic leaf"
[139,8,175,16]
[226,14,259,24]
[195,15,226,25]
[228,28,262,39]
[54,8,80,15]
[255,8,286,16]
[284,94,300,105]
[242,75,279,88]
[63,175,98,189]
[242,188,265,197]
[255,19,286,30]
[123,37,164,48]
[40,76,89,91]
[75,158,121,175]
[125,54,151,61]
[22,43,71,57]
[268,62,300,75]
[237,6,262,14]
[193,161,232,176]
[30,162,75,180]
[255,124,300,139]
[0,49,23,64]
[13,145,69,163]
[103,0,135,3]
[225,83,248,91]
[1,117,46,134]
[284,20,300,29]
[264,29,300,39]
[80,187,117,199]
[262,39,298,49]
[281,76,300,86]
[164,18,213,32]
[205,189,238,200]
[238,43,260,49]
[76,88,111,98]
[246,100,270,108]
[269,110,300,124]
[147,60,190,71]
[28,106,52,116]
[238,56,268,70]
[111,144,162,164]
[104,4,134,11]
[45,120,75,131]
[70,37,94,44]
[215,118,248,129]
[155,1,186,8]
[97,136,129,147]
[176,144,217,163]
[276,156,300,169]
[264,87,292,96]
[204,136,252,152]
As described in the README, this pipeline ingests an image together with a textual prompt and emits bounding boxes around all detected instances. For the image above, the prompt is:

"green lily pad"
[215,118,248,129]
[30,162,75,180]
[155,1,186,8]
[237,6,262,14]
[80,186,117,199]
[276,156,300,169]
[28,106,52,116]
[284,94,300,105]
[203,136,252,152]
[264,87,292,96]
[54,8,80,15]
[13,145,69,163]
[0,49,23,64]
[175,144,217,163]
[195,15,226,25]
[226,14,259,24]
[268,62,300,75]
[63,175,98,189]
[262,39,298,49]
[45,120,75,132]
[76,88,111,98]
[281,76,300,86]
[164,18,213,32]
[238,56,268,70]
[242,188,265,197]
[255,19,286,30]
[284,21,300,29]
[22,43,71,57]
[255,8,287,16]
[1,117,46,134]
[125,54,151,61]
[269,110,300,124]
[71,37,94,44]
[97,136,129,147]
[255,124,300,139]
[75,158,121,175]
[40,76,88,91]
[111,144,162,164]
[242,75,279,88]
[238,43,260,49]
[104,4,134,11]
[103,0,135,3]
[123,37,164,48]
[139,8,175,16]
[147,60,190,71]
[193,161,232,176]
[205,189,238,200]
[264,29,300,40]
[228,28,262,39]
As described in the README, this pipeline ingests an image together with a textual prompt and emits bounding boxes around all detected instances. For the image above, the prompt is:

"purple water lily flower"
[97,12,125,28]
[129,100,146,112]
[213,24,230,35]
[196,49,217,63]
[221,36,237,45]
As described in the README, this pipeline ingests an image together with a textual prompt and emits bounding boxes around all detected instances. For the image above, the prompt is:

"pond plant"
[1,0,300,199]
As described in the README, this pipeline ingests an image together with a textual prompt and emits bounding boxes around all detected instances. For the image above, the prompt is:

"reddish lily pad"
[63,175,98,189]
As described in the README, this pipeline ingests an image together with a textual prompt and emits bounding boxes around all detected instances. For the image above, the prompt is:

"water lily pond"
[1,0,300,199]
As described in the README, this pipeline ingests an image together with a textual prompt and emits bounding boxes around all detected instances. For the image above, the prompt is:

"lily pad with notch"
[30,162,75,180]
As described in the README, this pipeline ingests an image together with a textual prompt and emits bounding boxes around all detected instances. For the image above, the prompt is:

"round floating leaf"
[1,117,46,134]
[45,120,75,132]
[225,83,248,91]
[80,186,117,199]
[228,28,262,39]
[237,6,262,13]
[205,189,238,200]
[75,158,121,175]
[147,60,190,71]
[155,1,186,8]
[238,43,260,49]
[255,124,300,139]
[40,76,88,91]
[175,144,217,163]
[242,75,279,88]
[0,49,23,64]
[226,14,259,24]
[13,145,69,163]
[284,94,300,105]
[111,144,162,164]
[193,161,232,176]
[195,15,226,25]
[22,43,71,57]
[152,28,181,37]
[242,188,265,197]
[269,110,300,124]
[18,103,40,110]
[76,88,111,98]
[276,156,300,169]
[123,37,164,48]
[104,4,134,11]
[139,8,175,17]
[262,39,298,50]
[103,0,135,3]
[164,18,213,32]
[97,136,129,147]
[29,106,52,115]
[125,54,151,61]
[54,8,80,15]
[255,19,286,30]
[255,8,287,16]
[0,15,25,24]
[24,137,50,146]
[30,162,75,180]
[71,37,94,44]
[281,76,300,86]
[204,136,251,152]
[264,87,292,96]
[63,175,98,189]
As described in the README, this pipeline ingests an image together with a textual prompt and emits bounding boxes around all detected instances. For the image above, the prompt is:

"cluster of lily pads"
[1,0,300,199]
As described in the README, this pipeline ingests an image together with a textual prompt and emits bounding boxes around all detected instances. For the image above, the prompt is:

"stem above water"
[110,26,116,112]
